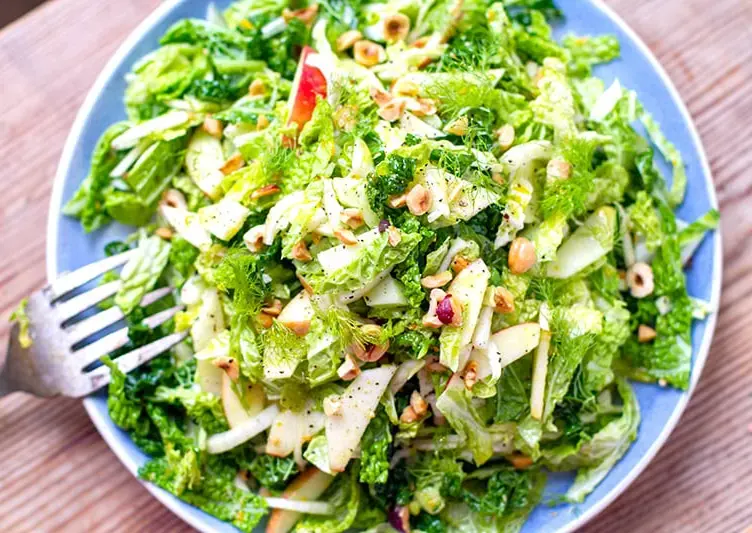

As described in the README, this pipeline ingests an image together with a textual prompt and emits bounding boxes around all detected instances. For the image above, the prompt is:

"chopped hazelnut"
[626,262,655,299]
[464,361,479,389]
[421,271,452,289]
[547,158,572,181]
[336,29,362,52]
[492,286,515,314]
[638,324,657,343]
[261,299,283,317]
[337,353,361,381]
[353,40,386,67]
[334,228,359,246]
[392,78,420,98]
[451,255,470,274]
[400,405,419,424]
[291,240,312,262]
[406,184,432,216]
[445,116,469,136]
[160,188,187,211]
[362,341,390,362]
[340,208,365,229]
[244,225,266,253]
[508,237,537,275]
[388,194,407,208]
[411,98,437,117]
[410,391,428,416]
[220,153,245,175]
[387,226,402,246]
[250,184,281,200]
[350,342,368,361]
[508,453,534,470]
[497,124,515,150]
[257,312,274,329]
[378,99,406,122]
[282,4,319,25]
[155,227,173,240]
[383,13,410,43]
[369,86,393,107]
[279,314,312,337]
[256,115,270,130]
[491,170,505,185]
[248,79,266,97]
[202,117,223,138]
[296,272,314,295]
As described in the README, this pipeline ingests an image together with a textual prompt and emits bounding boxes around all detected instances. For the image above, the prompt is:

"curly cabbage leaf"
[436,376,493,465]
[115,235,171,315]
[302,230,421,295]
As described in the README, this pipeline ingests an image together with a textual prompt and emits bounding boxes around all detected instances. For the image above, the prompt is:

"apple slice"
[207,404,279,454]
[221,373,266,429]
[277,291,315,336]
[286,46,327,132]
[488,323,541,370]
[266,468,335,533]
[325,365,397,472]
[529,330,552,420]
[266,407,325,458]
[439,259,490,371]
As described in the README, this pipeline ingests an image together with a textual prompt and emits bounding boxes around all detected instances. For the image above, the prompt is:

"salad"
[26,0,720,531]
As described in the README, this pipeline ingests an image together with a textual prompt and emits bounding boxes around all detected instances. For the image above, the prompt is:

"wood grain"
[0,0,750,531]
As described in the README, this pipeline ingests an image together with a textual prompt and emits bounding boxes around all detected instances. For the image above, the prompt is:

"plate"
[46,1,722,531]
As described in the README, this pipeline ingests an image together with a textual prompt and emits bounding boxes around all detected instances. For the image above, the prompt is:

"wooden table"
[0,0,750,531]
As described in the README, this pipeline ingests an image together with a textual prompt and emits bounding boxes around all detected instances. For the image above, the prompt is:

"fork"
[1,251,188,398]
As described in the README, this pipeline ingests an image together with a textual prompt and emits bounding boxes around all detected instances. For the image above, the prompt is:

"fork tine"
[72,329,129,368]
[72,305,184,368]
[55,281,122,322]
[83,330,189,395]
[65,286,174,344]
[49,250,136,301]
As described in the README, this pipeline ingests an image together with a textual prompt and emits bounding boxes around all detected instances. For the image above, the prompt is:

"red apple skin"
[285,46,327,143]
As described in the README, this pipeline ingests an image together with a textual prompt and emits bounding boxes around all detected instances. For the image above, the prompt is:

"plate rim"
[45,1,723,532]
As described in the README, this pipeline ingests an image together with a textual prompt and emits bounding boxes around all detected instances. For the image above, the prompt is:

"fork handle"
[0,355,17,397]
[2,326,25,398]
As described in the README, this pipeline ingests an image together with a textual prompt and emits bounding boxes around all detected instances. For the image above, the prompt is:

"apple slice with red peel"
[285,46,327,140]
[221,373,265,429]
[265,468,335,533]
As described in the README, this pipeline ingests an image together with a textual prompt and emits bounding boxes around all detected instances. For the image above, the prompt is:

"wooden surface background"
[0,0,750,531]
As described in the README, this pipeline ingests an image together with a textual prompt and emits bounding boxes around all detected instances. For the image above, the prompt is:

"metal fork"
[1,251,188,397]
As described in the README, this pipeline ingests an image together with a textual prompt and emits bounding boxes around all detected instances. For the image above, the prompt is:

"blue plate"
[46,1,722,531]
